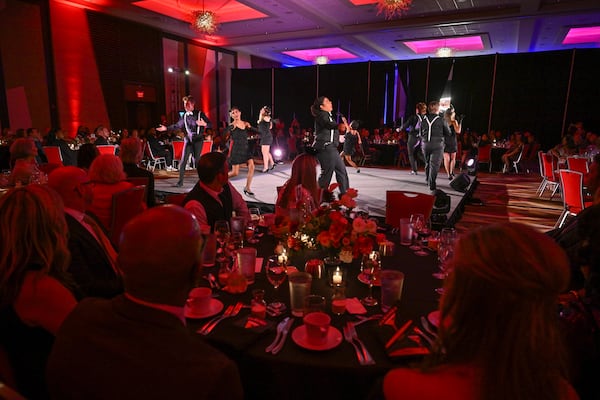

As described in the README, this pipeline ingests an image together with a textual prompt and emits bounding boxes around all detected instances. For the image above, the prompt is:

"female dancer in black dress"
[258,106,275,173]
[227,106,256,196]
[341,120,361,173]
[443,107,461,179]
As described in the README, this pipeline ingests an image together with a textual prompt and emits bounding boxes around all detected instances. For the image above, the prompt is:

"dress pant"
[422,140,444,191]
[178,137,203,184]
[316,144,349,195]
[407,136,424,172]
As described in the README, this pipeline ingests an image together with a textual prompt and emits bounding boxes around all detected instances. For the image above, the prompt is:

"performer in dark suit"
[47,206,243,400]
[421,100,451,192]
[157,95,211,187]
[310,96,349,196]
[400,102,427,175]
[48,166,123,299]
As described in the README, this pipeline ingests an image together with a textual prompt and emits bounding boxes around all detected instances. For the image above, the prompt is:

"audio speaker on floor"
[450,173,471,193]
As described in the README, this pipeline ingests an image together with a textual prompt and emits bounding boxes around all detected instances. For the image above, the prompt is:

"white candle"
[332,271,342,285]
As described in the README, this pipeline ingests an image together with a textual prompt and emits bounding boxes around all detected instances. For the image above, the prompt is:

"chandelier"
[436,47,453,57]
[191,1,218,35]
[376,0,413,20]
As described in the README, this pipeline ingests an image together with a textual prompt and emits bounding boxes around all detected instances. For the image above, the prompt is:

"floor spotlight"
[466,158,478,176]
[273,147,285,163]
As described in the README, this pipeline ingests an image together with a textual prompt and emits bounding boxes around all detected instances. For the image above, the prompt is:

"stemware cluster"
[433,228,458,294]
[409,213,431,256]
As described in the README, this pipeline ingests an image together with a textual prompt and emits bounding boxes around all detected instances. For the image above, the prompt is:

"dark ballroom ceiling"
[62,0,600,66]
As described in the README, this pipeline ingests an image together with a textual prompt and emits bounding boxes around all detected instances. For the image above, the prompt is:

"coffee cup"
[303,311,330,345]
[186,287,212,313]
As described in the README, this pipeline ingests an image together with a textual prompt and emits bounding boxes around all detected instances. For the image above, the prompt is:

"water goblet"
[246,207,261,244]
[414,217,432,257]
[361,251,379,306]
[433,241,455,280]
[409,214,425,251]
[265,255,287,314]
[214,220,230,262]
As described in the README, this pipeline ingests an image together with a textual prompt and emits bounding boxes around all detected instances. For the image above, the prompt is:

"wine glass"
[361,251,379,306]
[265,255,288,314]
[409,214,424,251]
[433,241,454,280]
[214,220,230,262]
[414,217,432,256]
[246,208,261,244]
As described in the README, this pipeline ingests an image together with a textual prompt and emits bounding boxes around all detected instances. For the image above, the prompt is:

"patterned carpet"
[454,172,564,235]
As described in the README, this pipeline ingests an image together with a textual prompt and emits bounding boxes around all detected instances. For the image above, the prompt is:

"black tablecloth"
[187,233,440,400]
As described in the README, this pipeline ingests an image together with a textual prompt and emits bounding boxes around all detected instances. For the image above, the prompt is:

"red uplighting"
[562,26,600,45]
[403,35,485,54]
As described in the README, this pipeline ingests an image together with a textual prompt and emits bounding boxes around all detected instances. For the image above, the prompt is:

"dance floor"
[154,163,476,224]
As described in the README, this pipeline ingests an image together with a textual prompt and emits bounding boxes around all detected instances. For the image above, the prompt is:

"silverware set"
[343,322,375,365]
[265,317,294,355]
[197,302,243,335]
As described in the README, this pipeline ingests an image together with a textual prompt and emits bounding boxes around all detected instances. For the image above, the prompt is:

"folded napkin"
[255,257,263,273]
[345,298,367,314]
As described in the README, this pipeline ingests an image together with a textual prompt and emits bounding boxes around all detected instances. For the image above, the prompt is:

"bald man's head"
[118,205,203,305]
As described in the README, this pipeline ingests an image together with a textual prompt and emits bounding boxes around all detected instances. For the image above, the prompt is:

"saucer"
[357,271,381,287]
[427,310,441,328]
[291,325,342,351]
[184,298,223,319]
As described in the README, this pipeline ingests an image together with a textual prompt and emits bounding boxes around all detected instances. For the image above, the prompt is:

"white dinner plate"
[291,325,342,351]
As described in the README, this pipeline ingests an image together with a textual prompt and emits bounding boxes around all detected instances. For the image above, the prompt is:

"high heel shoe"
[261,169,269,173]
[243,188,255,196]
[270,164,276,171]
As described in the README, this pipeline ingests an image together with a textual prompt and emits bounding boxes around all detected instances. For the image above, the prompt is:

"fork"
[200,302,243,335]
[197,305,233,335]
[343,324,365,365]
[348,323,376,365]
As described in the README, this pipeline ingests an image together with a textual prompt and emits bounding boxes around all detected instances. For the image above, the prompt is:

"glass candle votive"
[327,265,347,287]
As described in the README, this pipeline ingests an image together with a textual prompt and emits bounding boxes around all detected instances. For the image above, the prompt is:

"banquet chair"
[555,169,593,228]
[165,192,187,206]
[476,144,492,172]
[109,185,146,247]
[507,145,525,174]
[539,153,560,199]
[144,142,166,172]
[385,191,435,228]
[42,146,64,166]
[200,140,213,156]
[96,145,117,155]
[171,141,185,170]
[566,156,589,176]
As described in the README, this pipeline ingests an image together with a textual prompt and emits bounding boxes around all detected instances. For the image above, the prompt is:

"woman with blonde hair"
[87,154,135,230]
[384,222,578,400]
[258,106,275,173]
[275,153,320,216]
[0,185,78,398]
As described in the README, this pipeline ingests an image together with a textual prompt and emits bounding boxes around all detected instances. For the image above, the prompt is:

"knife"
[271,317,294,354]
[265,317,289,353]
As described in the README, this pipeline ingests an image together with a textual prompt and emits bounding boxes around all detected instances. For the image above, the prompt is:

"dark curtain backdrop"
[493,51,571,150]
[452,55,494,136]
[231,49,599,150]
[230,68,272,124]
[274,66,316,129]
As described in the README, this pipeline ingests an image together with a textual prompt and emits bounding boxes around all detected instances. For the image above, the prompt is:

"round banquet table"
[187,232,441,400]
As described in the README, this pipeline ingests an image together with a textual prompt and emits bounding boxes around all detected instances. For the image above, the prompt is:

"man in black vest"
[183,151,249,232]
[157,95,211,187]
[421,101,451,192]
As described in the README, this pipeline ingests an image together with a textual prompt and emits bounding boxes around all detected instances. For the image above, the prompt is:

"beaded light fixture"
[191,1,218,34]
[376,0,413,20]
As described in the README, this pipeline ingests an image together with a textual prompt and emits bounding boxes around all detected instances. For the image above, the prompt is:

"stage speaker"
[432,189,451,214]
[450,173,471,193]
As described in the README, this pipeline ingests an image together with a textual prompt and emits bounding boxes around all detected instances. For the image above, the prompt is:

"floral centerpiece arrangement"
[272,186,386,263]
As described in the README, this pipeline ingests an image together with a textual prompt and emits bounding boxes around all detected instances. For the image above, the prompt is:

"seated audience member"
[501,131,524,173]
[383,222,579,400]
[8,138,43,186]
[119,138,156,207]
[146,127,174,169]
[0,185,78,399]
[48,166,123,299]
[551,135,578,160]
[275,153,320,218]
[183,151,249,232]
[92,125,110,145]
[26,127,47,164]
[46,206,243,400]
[87,154,136,230]
[76,143,100,171]
[45,128,77,166]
